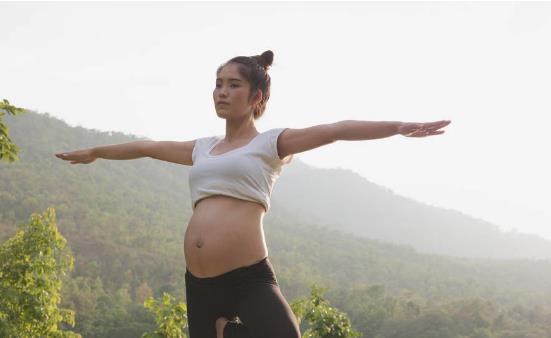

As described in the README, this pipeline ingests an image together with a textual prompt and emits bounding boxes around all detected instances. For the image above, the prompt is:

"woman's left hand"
[397,120,452,137]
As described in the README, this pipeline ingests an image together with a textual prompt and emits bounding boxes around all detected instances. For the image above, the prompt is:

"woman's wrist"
[90,147,99,158]
[395,122,403,135]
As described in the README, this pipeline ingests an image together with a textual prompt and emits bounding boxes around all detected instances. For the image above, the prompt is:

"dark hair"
[216,50,274,120]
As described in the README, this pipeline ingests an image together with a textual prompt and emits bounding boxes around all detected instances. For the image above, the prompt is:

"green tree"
[0,207,80,337]
[0,98,27,163]
[291,283,362,338]
[142,292,188,338]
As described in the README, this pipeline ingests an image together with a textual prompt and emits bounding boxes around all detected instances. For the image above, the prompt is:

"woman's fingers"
[56,152,76,160]
[434,120,451,129]
[399,120,450,137]
[426,120,449,129]
[69,160,90,164]
[58,151,79,160]
[408,127,445,137]
[55,149,96,164]
[423,120,449,129]
[423,120,451,133]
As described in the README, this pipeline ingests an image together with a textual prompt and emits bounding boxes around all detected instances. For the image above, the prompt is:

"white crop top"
[188,128,291,212]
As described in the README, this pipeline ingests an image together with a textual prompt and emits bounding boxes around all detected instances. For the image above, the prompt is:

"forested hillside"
[273,162,551,260]
[1,111,550,337]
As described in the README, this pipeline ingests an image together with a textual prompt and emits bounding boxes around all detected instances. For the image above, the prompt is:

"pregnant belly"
[184,196,268,278]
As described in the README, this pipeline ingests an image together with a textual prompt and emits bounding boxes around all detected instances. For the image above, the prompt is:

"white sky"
[2,2,550,239]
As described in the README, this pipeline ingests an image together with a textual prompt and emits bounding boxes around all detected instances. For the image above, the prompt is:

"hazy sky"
[2,2,550,239]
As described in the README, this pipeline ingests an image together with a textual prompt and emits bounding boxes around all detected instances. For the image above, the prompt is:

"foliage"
[0,207,80,337]
[291,283,363,338]
[0,98,26,163]
[142,292,188,338]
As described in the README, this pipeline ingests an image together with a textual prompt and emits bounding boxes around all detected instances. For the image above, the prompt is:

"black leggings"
[185,256,301,338]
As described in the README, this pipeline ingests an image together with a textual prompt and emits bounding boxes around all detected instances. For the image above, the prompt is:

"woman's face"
[213,63,259,120]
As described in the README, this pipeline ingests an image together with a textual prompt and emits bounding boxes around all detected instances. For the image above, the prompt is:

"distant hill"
[273,164,551,259]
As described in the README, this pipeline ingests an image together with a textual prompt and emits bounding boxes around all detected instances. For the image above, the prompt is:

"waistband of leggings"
[185,256,271,285]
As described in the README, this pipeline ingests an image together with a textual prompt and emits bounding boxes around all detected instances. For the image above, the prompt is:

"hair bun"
[254,50,274,70]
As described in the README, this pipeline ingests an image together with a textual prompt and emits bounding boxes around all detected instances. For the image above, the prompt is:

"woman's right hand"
[55,149,97,164]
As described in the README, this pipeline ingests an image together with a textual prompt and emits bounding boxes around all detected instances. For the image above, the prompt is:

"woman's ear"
[253,89,262,105]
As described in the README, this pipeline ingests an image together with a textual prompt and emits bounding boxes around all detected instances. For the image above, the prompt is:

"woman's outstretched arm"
[55,140,197,166]
[334,119,451,140]
[277,120,451,158]
[55,141,146,164]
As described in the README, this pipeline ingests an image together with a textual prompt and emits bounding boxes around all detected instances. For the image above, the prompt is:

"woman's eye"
[215,84,239,88]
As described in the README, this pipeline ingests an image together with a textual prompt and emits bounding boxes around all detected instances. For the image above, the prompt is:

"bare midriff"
[184,195,268,278]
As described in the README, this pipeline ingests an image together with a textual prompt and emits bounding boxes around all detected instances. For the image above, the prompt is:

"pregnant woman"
[56,50,451,338]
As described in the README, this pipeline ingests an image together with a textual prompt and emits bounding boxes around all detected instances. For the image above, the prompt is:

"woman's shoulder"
[261,127,288,138]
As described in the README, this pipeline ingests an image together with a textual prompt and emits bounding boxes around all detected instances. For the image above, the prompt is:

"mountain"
[273,165,551,259]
